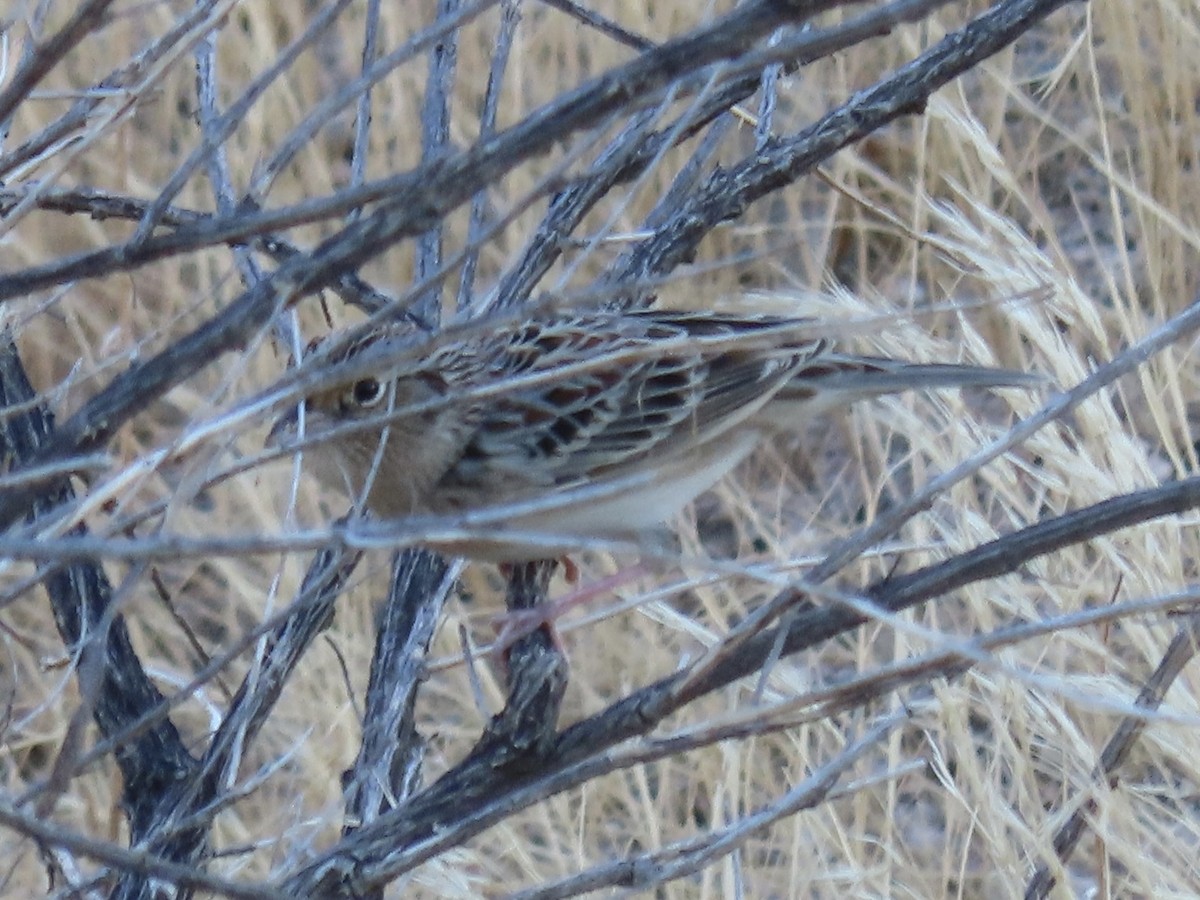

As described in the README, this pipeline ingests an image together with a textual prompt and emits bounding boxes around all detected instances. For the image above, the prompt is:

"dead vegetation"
[3,0,1200,897]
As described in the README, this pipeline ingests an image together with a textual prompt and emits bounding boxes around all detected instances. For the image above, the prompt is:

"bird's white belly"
[508,428,762,536]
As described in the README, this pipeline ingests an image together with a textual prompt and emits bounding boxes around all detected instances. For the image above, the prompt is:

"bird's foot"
[490,563,647,660]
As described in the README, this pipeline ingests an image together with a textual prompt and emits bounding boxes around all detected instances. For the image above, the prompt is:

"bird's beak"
[266,405,300,449]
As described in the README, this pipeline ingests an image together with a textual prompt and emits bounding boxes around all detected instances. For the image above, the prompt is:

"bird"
[267,307,1043,563]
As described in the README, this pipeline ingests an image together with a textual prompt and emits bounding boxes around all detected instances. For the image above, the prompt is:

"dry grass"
[3,0,1200,896]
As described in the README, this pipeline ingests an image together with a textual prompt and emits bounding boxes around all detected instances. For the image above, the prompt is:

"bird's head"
[266,331,464,516]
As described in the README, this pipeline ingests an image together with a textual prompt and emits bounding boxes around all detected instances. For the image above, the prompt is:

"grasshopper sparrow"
[268,308,1041,560]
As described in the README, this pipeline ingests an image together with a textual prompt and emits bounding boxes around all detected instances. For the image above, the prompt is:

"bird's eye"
[349,378,385,408]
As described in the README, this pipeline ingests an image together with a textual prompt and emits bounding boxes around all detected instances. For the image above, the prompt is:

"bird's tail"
[767,354,1046,418]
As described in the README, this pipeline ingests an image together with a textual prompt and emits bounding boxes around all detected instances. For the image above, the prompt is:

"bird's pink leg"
[491,562,648,658]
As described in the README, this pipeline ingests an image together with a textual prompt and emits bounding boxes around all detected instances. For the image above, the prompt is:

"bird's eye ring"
[349,377,385,408]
